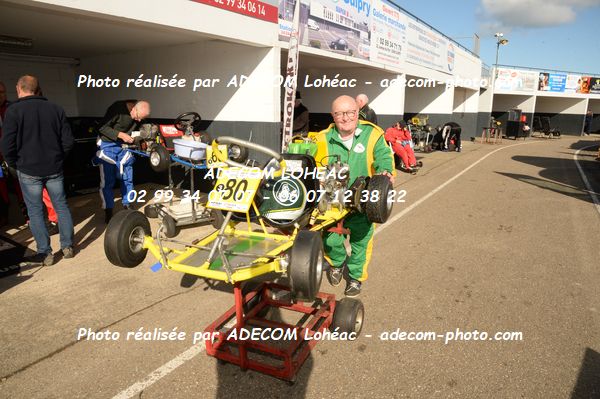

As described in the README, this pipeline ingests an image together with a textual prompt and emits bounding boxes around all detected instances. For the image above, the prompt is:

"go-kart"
[105,134,393,292]
[125,111,248,173]
[407,116,434,152]
[104,134,395,380]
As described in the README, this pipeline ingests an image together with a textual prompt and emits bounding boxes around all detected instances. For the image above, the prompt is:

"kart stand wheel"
[149,145,170,173]
[144,203,160,219]
[364,175,393,224]
[228,144,249,164]
[104,210,150,268]
[288,230,323,302]
[331,297,364,335]
[162,214,180,238]
[210,209,225,229]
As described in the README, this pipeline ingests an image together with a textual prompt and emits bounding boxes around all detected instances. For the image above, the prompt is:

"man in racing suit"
[385,121,418,173]
[314,95,394,297]
[95,100,151,223]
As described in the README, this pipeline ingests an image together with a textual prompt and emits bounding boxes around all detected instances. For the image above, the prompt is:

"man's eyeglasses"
[333,110,357,119]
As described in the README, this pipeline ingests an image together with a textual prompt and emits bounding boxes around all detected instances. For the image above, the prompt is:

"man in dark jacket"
[95,100,150,223]
[0,75,75,265]
[356,93,378,125]
[293,91,310,135]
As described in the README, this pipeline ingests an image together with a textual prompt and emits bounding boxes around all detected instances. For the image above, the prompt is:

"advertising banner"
[369,0,406,66]
[405,18,453,74]
[537,72,567,92]
[564,74,581,94]
[493,68,537,92]
[577,76,591,93]
[589,77,600,94]
[279,0,372,61]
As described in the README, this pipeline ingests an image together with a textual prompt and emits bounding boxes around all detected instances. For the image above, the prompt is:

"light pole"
[494,32,509,78]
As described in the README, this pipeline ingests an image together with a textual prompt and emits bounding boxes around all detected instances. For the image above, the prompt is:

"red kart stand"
[204,282,336,382]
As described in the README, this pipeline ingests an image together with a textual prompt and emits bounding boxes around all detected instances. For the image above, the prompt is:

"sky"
[398,0,600,74]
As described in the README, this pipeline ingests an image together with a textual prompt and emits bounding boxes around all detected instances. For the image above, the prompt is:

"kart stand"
[204,282,336,382]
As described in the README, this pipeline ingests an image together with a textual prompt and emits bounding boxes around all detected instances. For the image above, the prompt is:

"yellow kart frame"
[105,136,375,301]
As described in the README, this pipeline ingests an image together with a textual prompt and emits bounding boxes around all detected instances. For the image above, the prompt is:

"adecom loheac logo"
[273,179,301,206]
[447,43,455,72]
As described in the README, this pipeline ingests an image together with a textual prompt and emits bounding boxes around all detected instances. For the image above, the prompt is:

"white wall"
[405,81,454,114]
[0,56,79,115]
[76,41,280,121]
[478,87,493,113]
[453,46,483,88]
[534,97,588,114]
[492,94,536,113]
[453,87,479,114]
[297,68,403,115]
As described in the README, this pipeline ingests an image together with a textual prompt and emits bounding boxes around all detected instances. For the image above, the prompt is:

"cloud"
[479,0,600,32]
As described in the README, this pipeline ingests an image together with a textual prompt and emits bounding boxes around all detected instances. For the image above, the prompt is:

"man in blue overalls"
[95,100,151,223]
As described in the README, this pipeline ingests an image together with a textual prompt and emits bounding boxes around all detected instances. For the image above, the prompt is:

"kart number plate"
[206,145,228,168]
[207,167,262,212]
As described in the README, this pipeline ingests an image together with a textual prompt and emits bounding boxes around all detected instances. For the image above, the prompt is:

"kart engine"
[139,123,159,141]
[318,160,350,212]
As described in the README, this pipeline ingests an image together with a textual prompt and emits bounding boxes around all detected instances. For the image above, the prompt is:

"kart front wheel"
[149,145,170,173]
[144,204,160,219]
[228,144,249,164]
[364,175,393,224]
[104,210,150,268]
[162,214,180,238]
[210,209,224,229]
[331,297,364,335]
[289,230,323,302]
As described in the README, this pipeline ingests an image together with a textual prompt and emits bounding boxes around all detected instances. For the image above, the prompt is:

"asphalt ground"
[1,135,599,398]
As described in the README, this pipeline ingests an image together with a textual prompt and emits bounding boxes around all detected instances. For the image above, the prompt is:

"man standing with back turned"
[0,75,75,265]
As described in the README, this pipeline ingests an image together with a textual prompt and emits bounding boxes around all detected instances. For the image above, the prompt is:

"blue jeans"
[18,171,74,255]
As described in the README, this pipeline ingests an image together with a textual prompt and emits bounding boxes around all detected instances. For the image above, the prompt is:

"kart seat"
[259,153,320,229]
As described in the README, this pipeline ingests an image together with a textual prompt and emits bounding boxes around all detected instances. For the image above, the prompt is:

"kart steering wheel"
[213,136,286,172]
[174,112,201,133]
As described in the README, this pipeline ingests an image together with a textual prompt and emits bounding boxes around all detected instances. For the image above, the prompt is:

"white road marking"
[111,344,205,399]
[112,141,537,398]
[574,146,600,217]
[376,141,534,236]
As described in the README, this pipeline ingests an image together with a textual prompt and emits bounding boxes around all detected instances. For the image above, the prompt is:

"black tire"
[228,144,249,164]
[104,210,150,268]
[288,230,323,302]
[363,175,393,224]
[144,204,160,219]
[331,297,364,336]
[210,209,225,229]
[149,145,170,173]
[162,214,180,238]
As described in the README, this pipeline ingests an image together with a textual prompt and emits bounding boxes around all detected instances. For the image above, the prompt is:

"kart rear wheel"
[162,214,180,238]
[149,145,170,173]
[104,210,150,268]
[331,297,364,335]
[289,230,323,302]
[364,175,393,224]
